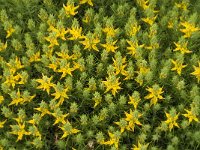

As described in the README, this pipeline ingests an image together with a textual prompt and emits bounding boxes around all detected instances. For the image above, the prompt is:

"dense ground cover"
[0,0,200,149]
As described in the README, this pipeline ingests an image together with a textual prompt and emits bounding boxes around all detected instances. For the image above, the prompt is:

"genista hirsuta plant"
[0,0,200,149]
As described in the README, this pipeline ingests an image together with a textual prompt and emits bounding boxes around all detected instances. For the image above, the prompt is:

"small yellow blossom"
[29,52,41,62]
[114,119,127,133]
[57,63,75,78]
[36,74,54,95]
[102,131,121,149]
[80,35,100,51]
[128,24,141,37]
[59,122,80,139]
[165,112,179,131]
[9,89,23,106]
[102,27,118,38]
[93,92,102,108]
[183,108,199,123]
[51,109,69,125]
[101,40,118,53]
[48,58,60,72]
[0,96,4,104]
[128,93,141,109]
[79,0,93,6]
[174,41,192,54]
[48,25,68,40]
[144,84,164,106]
[125,109,142,131]
[132,141,149,150]
[171,59,187,75]
[27,114,41,125]
[29,125,42,140]
[175,2,188,11]
[180,22,199,38]
[112,56,127,76]
[63,2,79,17]
[68,27,84,40]
[7,57,24,74]
[168,20,174,29]
[10,122,30,141]
[142,15,157,26]
[4,74,21,88]
[191,62,200,83]
[45,34,59,48]
[136,0,149,10]
[51,83,69,106]
[34,106,51,117]
[126,40,144,57]
[6,27,15,38]
[0,41,7,51]
[0,120,7,128]
[102,75,121,96]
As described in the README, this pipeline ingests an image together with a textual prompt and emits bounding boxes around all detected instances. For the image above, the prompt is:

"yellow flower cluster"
[0,0,199,149]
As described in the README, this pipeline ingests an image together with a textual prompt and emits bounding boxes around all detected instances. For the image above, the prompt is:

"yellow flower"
[6,27,15,38]
[92,92,102,108]
[102,131,121,149]
[0,96,4,104]
[79,0,93,6]
[128,93,141,109]
[10,122,30,141]
[136,0,149,10]
[68,27,84,40]
[28,125,42,140]
[174,41,192,54]
[102,75,121,96]
[175,2,188,11]
[168,20,174,29]
[114,119,127,133]
[56,51,74,60]
[36,74,54,95]
[126,40,144,57]
[136,61,150,76]
[27,114,41,125]
[9,89,23,106]
[80,35,100,51]
[142,15,157,26]
[3,74,21,88]
[29,52,41,62]
[180,22,199,38]
[7,57,24,74]
[48,25,68,40]
[112,56,127,76]
[0,120,7,128]
[191,62,200,83]
[51,83,69,106]
[57,62,75,78]
[101,40,118,53]
[144,84,164,106]
[183,108,199,124]
[51,108,69,125]
[125,109,142,132]
[0,41,7,51]
[9,89,35,106]
[48,58,60,72]
[34,106,51,117]
[165,112,179,131]
[63,2,79,17]
[171,59,187,75]
[128,24,141,37]
[59,122,80,139]
[102,27,118,38]
[45,33,59,48]
[132,141,149,150]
